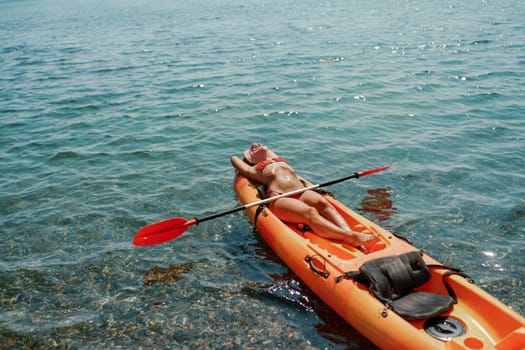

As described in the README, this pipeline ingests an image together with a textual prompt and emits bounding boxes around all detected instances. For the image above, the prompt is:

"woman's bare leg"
[299,191,351,231]
[299,191,376,245]
[270,196,375,246]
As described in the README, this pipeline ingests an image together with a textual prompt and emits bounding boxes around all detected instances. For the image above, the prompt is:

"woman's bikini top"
[256,157,288,171]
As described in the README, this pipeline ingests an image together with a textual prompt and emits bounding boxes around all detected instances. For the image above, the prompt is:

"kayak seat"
[355,251,456,320]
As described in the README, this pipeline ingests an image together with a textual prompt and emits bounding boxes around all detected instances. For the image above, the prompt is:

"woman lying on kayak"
[231,143,376,247]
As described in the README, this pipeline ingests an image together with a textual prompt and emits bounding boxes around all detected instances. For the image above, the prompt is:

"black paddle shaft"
[195,172,361,225]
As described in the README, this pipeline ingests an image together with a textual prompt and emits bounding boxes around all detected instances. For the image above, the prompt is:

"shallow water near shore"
[1,0,524,348]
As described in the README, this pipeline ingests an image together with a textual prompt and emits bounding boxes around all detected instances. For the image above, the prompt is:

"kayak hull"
[234,174,525,350]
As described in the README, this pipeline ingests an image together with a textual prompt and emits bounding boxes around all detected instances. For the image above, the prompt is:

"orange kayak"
[233,174,525,350]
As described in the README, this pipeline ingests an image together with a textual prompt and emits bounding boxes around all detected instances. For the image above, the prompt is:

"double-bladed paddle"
[133,163,396,246]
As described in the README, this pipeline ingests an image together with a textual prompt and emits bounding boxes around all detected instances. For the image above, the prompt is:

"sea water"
[1,0,523,348]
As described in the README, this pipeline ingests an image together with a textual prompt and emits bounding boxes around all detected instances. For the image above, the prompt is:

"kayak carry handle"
[305,255,330,279]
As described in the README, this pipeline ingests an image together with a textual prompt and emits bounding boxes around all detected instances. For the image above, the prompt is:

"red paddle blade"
[358,162,397,177]
[133,217,196,246]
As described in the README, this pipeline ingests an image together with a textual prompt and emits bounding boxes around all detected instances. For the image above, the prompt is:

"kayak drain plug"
[424,317,466,341]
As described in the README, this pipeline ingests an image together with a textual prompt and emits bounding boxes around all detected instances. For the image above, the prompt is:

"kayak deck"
[234,175,525,350]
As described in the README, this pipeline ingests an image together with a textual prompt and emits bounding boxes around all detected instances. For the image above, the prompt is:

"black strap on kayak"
[253,205,266,232]
[252,186,268,232]
[426,264,475,303]
[391,231,413,245]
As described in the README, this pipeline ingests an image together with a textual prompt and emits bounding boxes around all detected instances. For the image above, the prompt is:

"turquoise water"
[1,0,524,348]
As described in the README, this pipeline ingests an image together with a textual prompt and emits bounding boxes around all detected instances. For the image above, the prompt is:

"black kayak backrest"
[357,251,455,320]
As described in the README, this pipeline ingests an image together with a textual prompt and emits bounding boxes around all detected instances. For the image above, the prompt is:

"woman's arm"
[231,156,265,183]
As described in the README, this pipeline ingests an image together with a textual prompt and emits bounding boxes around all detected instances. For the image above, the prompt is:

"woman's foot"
[344,231,378,247]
